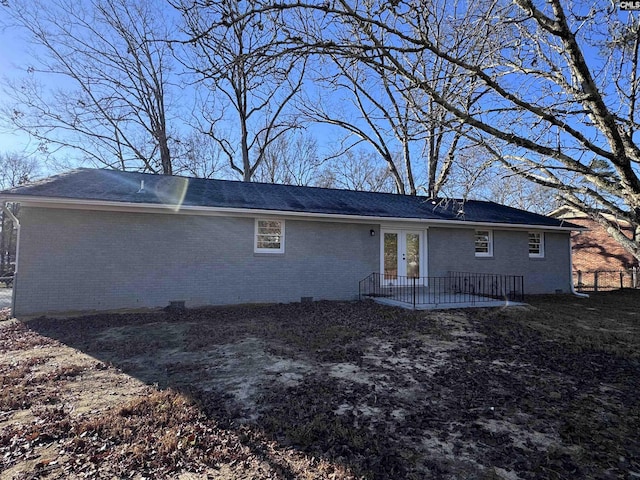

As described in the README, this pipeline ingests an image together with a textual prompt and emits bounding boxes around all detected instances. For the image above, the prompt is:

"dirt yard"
[1,291,639,479]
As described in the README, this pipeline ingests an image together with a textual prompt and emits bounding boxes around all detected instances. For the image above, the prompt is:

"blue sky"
[0,17,31,154]
[0,0,637,191]
[0,2,345,178]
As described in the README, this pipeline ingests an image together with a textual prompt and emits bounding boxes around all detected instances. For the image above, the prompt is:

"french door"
[381,230,424,286]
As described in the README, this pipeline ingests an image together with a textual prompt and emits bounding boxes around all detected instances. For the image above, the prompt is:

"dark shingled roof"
[0,168,579,229]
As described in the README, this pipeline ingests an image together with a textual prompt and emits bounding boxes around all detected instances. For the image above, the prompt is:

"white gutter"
[0,195,586,233]
[568,233,589,298]
[2,202,20,315]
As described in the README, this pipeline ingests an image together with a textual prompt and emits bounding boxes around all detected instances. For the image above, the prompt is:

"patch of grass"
[182,300,442,362]
[0,357,88,411]
[560,392,640,469]
[64,389,311,477]
[6,295,639,479]
[257,376,407,479]
[41,364,86,382]
[477,291,640,358]
[0,356,48,410]
[0,321,57,352]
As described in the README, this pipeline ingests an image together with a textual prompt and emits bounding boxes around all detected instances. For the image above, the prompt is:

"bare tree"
[172,132,228,179]
[0,153,38,190]
[1,0,180,174]
[438,144,495,201]
[316,149,396,192]
[296,1,488,197]
[299,58,417,194]
[0,152,39,271]
[254,131,325,186]
[176,0,305,181]
[487,174,562,215]
[234,0,640,261]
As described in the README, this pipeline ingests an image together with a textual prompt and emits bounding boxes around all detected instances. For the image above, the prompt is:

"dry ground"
[1,291,639,479]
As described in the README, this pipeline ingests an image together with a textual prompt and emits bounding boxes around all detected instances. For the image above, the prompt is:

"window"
[475,230,493,257]
[255,219,285,253]
[529,232,544,258]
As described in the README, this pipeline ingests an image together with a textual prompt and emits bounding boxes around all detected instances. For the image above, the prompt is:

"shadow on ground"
[18,295,640,479]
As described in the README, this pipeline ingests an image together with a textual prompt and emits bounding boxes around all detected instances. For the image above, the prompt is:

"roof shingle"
[0,168,579,229]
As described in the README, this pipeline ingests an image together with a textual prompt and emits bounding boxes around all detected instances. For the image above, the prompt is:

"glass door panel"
[384,232,398,281]
[405,232,420,278]
[382,230,424,285]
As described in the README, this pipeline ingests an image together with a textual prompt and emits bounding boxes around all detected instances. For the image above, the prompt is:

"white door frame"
[380,228,427,286]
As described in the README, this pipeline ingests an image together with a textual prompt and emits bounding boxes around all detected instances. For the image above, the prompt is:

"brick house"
[551,206,638,273]
[0,169,581,316]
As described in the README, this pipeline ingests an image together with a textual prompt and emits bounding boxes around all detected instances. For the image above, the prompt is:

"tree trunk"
[0,210,5,272]
[159,133,172,175]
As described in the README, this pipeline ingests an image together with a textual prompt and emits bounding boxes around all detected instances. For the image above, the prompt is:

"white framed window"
[254,219,285,253]
[475,230,493,257]
[528,232,544,258]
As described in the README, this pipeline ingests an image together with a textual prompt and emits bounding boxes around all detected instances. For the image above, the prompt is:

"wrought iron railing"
[359,271,525,309]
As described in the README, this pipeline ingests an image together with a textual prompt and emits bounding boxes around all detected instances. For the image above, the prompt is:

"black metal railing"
[359,271,525,309]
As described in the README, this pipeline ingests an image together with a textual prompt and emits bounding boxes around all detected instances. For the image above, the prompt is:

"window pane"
[257,238,280,249]
[256,220,282,250]
[258,221,281,235]
[529,232,541,255]
[475,230,490,253]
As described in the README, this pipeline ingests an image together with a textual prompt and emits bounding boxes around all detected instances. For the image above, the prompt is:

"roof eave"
[0,195,585,232]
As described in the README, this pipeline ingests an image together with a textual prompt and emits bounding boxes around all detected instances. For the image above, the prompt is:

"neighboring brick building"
[551,207,638,273]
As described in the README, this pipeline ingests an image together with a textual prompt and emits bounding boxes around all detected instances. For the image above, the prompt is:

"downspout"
[2,201,20,315]
[568,232,589,298]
